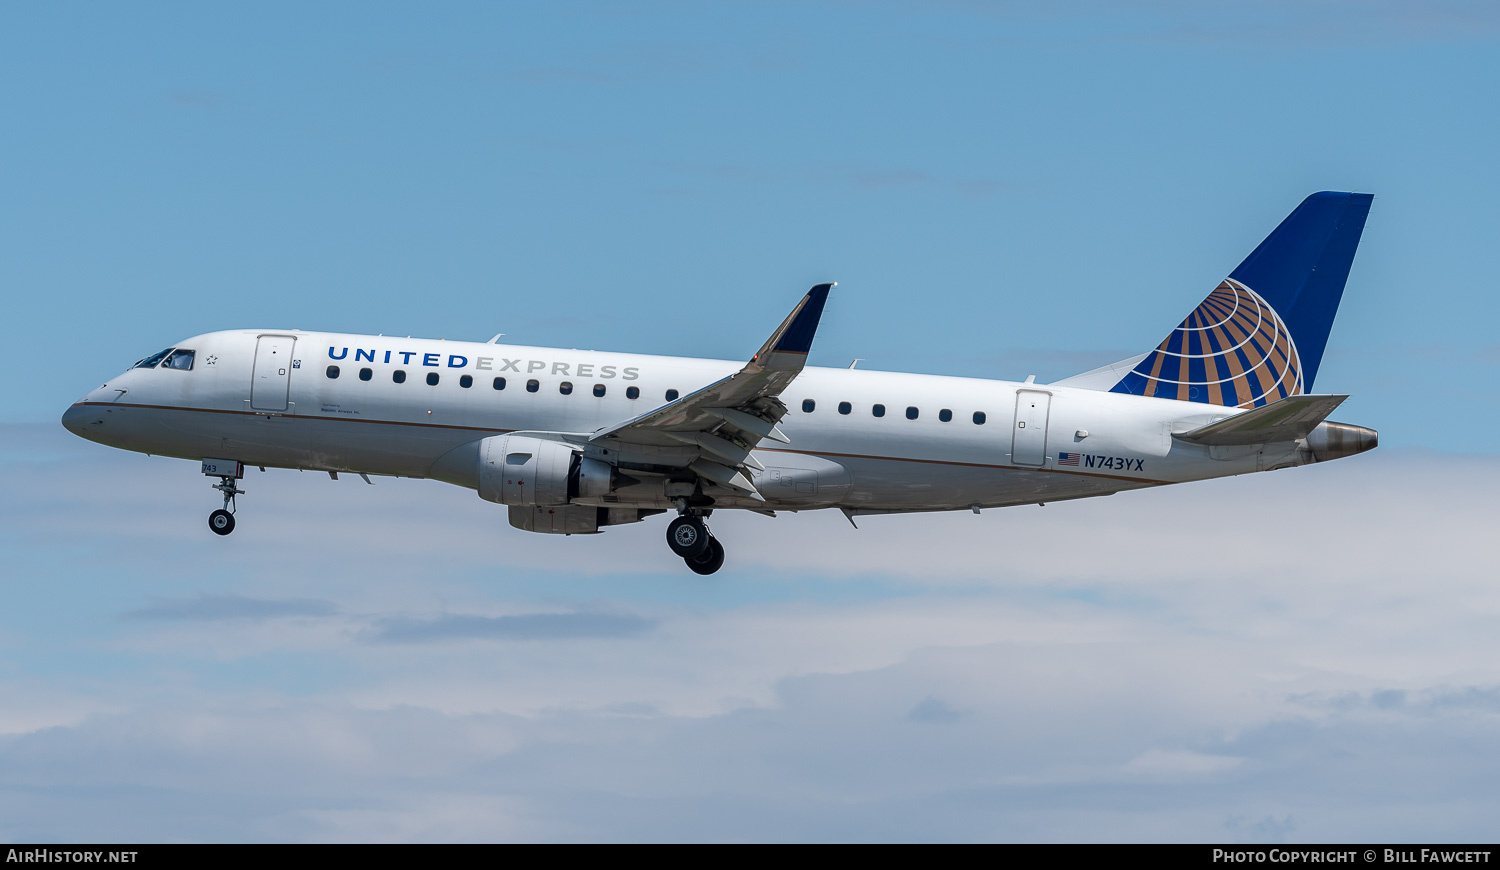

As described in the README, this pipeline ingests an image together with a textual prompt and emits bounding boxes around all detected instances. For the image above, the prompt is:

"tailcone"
[1302,421,1378,463]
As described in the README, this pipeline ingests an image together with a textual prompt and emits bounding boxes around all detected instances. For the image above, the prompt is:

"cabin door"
[250,335,297,412]
[1012,390,1051,467]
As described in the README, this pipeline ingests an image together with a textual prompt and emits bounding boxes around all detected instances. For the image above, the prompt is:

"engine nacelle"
[508,505,660,535]
[477,434,613,506]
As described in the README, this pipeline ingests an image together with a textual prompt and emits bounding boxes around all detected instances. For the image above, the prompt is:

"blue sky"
[3,1,1499,843]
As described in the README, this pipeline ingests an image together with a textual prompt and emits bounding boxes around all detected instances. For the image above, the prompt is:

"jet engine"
[507,504,658,535]
[470,435,660,535]
[476,434,612,506]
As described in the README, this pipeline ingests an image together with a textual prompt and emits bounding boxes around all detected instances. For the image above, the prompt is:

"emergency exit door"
[1012,390,1051,466]
[250,335,297,412]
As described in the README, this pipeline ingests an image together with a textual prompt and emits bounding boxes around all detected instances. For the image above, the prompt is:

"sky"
[2,0,1499,843]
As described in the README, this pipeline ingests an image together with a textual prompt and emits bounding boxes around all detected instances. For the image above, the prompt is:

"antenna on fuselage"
[487,333,505,344]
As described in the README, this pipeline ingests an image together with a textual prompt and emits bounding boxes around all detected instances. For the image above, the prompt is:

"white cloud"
[126,594,339,621]
[1123,749,1244,779]
[3,424,1500,841]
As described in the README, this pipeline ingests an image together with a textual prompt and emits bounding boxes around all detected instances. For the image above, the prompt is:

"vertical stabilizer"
[1109,192,1372,407]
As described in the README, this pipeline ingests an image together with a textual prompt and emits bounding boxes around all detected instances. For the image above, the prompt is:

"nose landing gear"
[208,476,243,536]
[666,513,725,575]
[209,506,236,535]
[202,458,245,537]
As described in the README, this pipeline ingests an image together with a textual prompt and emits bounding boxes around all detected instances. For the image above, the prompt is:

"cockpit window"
[162,349,195,370]
[133,348,174,369]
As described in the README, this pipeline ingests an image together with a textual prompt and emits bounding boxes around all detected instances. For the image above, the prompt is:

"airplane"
[62,192,1378,575]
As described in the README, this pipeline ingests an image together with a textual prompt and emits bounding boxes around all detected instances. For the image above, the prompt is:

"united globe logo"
[1127,278,1303,408]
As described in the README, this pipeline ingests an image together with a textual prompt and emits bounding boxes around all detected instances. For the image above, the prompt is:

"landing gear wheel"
[208,472,245,536]
[208,509,236,536]
[667,515,710,558]
[685,536,725,575]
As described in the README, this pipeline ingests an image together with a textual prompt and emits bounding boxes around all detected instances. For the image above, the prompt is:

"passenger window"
[426,372,440,386]
[393,370,407,384]
[326,365,340,379]
[872,404,886,418]
[973,411,986,425]
[163,349,195,370]
[939,409,953,422]
[526,379,539,393]
[906,406,919,420]
[559,381,573,395]
[626,386,640,400]
[838,402,851,415]
[593,384,606,397]
[359,368,372,381]
[133,348,174,369]
[493,377,506,390]
[802,399,816,413]
[459,375,473,389]
[666,389,679,401]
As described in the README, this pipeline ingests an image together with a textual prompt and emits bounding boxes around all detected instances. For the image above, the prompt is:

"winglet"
[752,283,834,370]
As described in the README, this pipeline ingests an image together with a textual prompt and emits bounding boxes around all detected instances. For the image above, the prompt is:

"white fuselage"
[63,329,1319,515]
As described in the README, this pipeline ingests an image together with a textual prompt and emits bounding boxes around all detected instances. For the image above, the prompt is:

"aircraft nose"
[61,402,97,438]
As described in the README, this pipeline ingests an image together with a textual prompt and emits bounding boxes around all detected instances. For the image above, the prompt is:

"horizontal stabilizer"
[1173,394,1347,446]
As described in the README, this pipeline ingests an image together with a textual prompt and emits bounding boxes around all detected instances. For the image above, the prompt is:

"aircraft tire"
[666,516,710,558]
[209,509,236,536]
[685,536,725,575]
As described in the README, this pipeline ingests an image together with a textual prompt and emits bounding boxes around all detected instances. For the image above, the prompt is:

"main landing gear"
[666,514,725,575]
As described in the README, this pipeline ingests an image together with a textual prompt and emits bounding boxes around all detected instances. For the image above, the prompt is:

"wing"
[590,282,834,498]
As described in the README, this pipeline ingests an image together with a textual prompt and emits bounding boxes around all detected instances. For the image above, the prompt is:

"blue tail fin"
[1109,191,1372,407]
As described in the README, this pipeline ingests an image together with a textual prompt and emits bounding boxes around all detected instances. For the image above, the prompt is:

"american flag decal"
[1058,452,1080,467]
